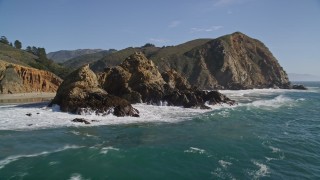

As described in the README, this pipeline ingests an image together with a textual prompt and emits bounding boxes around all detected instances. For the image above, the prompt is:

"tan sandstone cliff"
[0,60,62,94]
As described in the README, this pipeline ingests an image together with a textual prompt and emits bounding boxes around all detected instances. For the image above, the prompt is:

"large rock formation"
[49,64,139,117]
[98,52,235,109]
[0,60,62,94]
[185,32,290,89]
[51,52,235,117]
[98,52,166,104]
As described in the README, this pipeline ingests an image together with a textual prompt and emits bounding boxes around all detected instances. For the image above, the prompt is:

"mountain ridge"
[86,32,290,89]
[47,49,106,63]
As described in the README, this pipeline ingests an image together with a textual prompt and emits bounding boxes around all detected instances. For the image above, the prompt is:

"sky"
[0,0,320,76]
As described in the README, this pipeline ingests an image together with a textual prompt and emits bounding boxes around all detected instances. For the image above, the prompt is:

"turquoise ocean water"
[0,82,319,179]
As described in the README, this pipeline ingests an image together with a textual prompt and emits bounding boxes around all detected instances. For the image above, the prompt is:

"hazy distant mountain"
[288,73,320,81]
[62,49,117,69]
[47,49,105,63]
[89,32,290,89]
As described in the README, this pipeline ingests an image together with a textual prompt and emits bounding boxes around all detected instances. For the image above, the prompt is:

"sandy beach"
[0,92,56,104]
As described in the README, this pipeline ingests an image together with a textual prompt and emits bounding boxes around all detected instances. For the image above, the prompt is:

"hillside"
[0,42,39,67]
[0,42,71,78]
[89,32,289,89]
[47,49,105,63]
[90,39,211,72]
[62,49,117,69]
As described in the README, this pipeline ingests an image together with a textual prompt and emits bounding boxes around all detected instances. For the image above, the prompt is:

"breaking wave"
[0,88,306,130]
[0,145,83,170]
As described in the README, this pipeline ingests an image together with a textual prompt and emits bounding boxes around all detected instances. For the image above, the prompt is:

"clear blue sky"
[0,0,319,75]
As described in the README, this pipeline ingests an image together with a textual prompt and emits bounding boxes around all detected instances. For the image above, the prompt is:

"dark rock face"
[72,118,90,124]
[291,84,307,90]
[49,64,139,117]
[163,90,235,109]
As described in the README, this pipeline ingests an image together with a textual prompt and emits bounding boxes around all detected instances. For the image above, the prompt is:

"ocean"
[0,82,319,179]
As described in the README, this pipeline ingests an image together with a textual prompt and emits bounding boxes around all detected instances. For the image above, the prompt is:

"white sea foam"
[100,146,119,154]
[269,146,281,153]
[250,160,270,179]
[0,102,226,130]
[220,88,311,97]
[265,157,277,162]
[211,167,235,180]
[0,88,305,130]
[243,95,295,110]
[184,147,206,154]
[69,173,88,180]
[0,145,83,170]
[218,160,232,169]
[49,161,59,166]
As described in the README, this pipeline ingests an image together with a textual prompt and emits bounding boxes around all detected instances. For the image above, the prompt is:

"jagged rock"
[163,90,235,109]
[99,52,166,104]
[0,60,62,94]
[26,113,32,116]
[50,64,139,117]
[114,104,140,117]
[161,69,191,91]
[98,52,235,108]
[291,84,307,90]
[72,118,91,124]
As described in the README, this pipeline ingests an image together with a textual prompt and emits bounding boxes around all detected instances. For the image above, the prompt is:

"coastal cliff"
[88,32,290,90]
[51,52,235,117]
[184,32,290,89]
[0,60,62,94]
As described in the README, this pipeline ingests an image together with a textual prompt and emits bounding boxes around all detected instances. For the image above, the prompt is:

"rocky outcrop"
[98,52,166,104]
[291,84,307,90]
[0,60,62,94]
[185,32,290,89]
[49,64,139,117]
[98,52,235,109]
[161,69,191,90]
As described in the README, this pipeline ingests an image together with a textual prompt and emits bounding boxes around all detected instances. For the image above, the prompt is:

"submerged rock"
[291,84,307,90]
[72,118,90,124]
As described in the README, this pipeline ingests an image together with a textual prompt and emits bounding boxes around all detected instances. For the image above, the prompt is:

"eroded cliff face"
[0,60,62,94]
[186,32,290,89]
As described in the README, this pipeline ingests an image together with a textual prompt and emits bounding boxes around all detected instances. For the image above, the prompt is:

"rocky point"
[50,52,235,117]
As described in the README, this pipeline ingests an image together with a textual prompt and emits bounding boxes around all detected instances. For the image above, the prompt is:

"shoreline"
[0,92,56,104]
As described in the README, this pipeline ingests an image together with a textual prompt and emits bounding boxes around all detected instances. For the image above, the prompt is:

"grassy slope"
[0,43,71,78]
[90,39,211,72]
[0,43,38,66]
[47,49,104,63]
